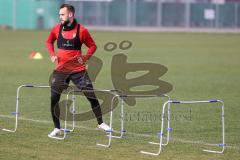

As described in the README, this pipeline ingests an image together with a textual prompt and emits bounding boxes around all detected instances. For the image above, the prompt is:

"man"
[46,4,110,138]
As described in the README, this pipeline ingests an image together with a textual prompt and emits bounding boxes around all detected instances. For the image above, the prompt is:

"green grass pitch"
[0,29,240,160]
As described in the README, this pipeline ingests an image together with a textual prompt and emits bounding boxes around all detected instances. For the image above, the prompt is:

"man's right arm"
[46,26,58,62]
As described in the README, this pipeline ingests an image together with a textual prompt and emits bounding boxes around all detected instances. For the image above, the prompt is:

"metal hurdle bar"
[1,84,76,134]
[141,99,225,156]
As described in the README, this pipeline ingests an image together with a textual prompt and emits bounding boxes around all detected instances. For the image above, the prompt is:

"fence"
[0,0,60,29]
[68,0,240,28]
[0,0,240,30]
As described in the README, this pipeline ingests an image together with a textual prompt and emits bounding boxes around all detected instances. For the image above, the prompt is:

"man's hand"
[77,55,90,64]
[82,55,90,62]
[51,56,57,63]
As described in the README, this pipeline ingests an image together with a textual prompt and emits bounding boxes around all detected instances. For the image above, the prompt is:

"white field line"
[0,114,239,151]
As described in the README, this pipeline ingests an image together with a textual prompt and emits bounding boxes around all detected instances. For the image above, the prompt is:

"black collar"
[62,19,77,31]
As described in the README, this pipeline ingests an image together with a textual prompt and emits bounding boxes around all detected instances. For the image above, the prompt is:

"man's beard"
[60,18,76,31]
[61,19,70,27]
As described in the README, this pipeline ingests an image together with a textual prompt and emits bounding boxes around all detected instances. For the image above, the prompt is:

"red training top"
[46,23,97,73]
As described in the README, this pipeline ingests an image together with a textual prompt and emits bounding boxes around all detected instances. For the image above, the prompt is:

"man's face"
[59,7,73,24]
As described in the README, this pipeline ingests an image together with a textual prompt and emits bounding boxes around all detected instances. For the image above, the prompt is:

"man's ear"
[69,12,73,18]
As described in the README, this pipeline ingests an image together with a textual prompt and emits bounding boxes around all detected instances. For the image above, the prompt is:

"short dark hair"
[60,4,75,15]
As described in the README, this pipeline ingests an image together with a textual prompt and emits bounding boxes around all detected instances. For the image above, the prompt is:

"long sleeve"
[80,27,97,59]
[46,27,58,57]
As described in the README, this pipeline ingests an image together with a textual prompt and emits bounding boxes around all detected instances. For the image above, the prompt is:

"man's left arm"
[81,28,97,62]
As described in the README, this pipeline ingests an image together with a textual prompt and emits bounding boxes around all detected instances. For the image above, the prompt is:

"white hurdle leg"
[119,96,126,138]
[50,90,76,140]
[149,94,172,146]
[71,93,76,132]
[140,100,169,156]
[60,90,76,133]
[108,95,126,139]
[202,100,225,154]
[96,95,118,147]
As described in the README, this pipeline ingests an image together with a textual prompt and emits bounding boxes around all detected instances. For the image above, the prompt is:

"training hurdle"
[95,94,171,148]
[61,89,122,141]
[140,99,225,156]
[109,94,171,141]
[1,84,76,134]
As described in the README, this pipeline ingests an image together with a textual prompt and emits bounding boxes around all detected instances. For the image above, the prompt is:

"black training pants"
[50,70,103,129]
